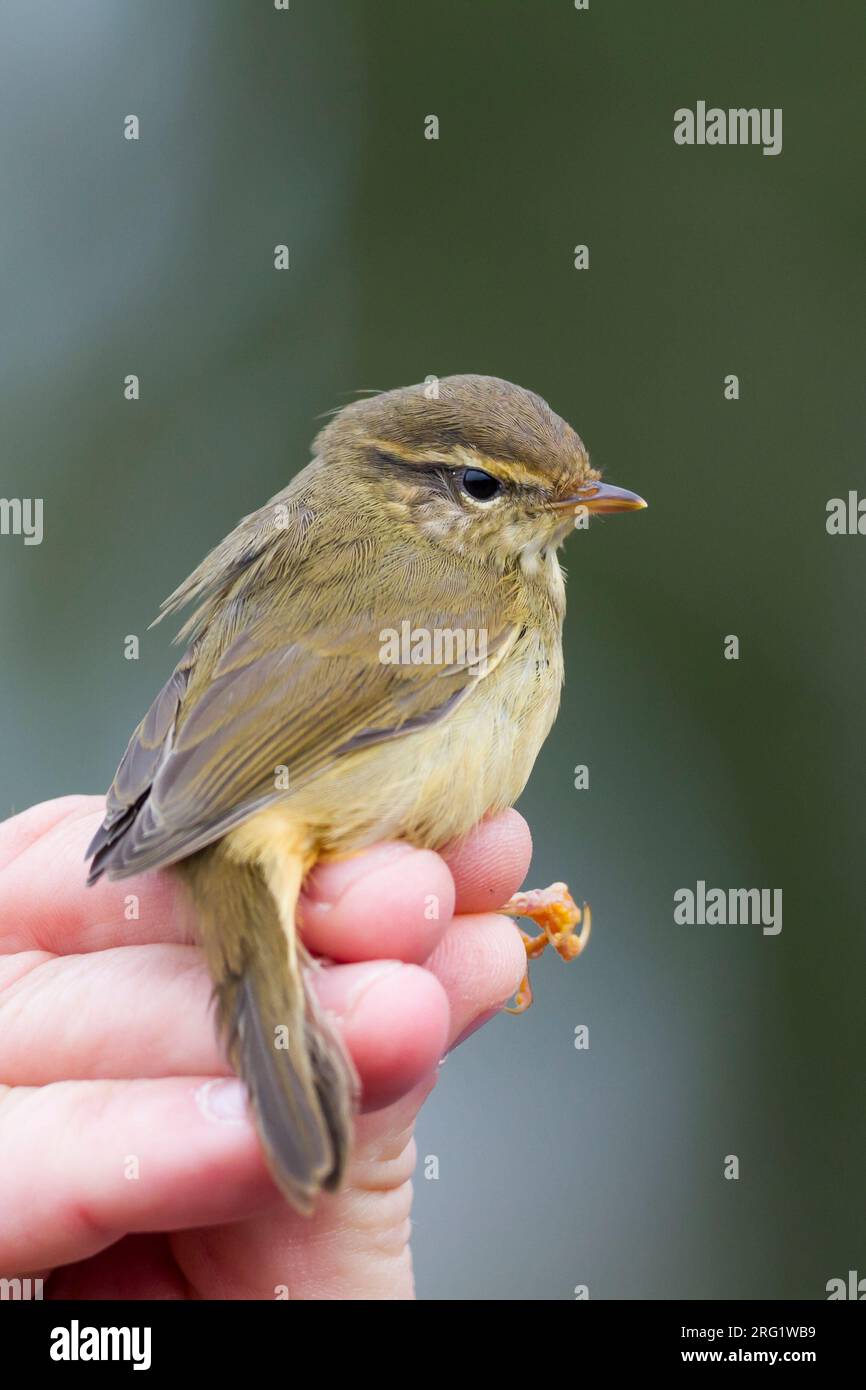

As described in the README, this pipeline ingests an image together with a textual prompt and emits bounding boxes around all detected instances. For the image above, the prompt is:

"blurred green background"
[1,0,864,1299]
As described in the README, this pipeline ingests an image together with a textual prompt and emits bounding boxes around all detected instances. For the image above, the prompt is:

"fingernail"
[196,1077,250,1124]
[302,844,415,907]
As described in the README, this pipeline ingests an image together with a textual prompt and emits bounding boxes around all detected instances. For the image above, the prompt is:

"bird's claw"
[499,882,591,1014]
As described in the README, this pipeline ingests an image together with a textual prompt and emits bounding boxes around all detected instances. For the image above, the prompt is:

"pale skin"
[0,796,533,1299]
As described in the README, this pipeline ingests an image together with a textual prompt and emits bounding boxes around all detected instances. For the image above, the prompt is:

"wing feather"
[88,562,516,880]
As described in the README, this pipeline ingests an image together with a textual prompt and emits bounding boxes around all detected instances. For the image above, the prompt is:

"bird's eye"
[460,467,501,502]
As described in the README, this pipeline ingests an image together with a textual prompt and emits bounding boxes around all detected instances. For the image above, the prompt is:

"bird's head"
[314,375,646,569]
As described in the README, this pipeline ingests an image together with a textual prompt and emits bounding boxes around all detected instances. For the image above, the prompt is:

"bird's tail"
[180,843,357,1214]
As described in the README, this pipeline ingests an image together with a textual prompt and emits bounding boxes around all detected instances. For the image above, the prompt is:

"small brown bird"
[86,375,645,1211]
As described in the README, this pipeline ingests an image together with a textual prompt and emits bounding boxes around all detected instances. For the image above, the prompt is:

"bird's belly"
[270,636,563,857]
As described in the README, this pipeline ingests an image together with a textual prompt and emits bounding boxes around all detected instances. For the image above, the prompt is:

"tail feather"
[229,972,333,1207]
[302,983,358,1193]
[180,846,357,1212]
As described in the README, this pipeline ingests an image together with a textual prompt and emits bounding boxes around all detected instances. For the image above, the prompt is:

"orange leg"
[500,882,591,1014]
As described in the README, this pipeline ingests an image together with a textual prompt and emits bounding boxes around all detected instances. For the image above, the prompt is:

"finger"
[0,796,104,873]
[48,1087,438,1300]
[0,804,191,956]
[297,811,532,962]
[0,961,451,1272]
[0,945,226,1083]
[171,1080,436,1301]
[442,809,533,913]
[1,801,532,964]
[2,803,459,965]
[0,1075,276,1273]
[424,911,527,1047]
[299,844,455,964]
[0,945,448,1109]
[312,961,449,1110]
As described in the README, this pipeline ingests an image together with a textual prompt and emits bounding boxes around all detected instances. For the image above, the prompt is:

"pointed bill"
[556,481,647,514]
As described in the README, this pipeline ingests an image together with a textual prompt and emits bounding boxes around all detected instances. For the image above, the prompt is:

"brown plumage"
[86,375,645,1211]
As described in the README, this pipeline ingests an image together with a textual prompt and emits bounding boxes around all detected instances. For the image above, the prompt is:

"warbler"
[86,375,646,1212]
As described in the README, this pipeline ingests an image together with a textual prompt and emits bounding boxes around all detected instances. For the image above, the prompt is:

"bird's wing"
[87,565,517,881]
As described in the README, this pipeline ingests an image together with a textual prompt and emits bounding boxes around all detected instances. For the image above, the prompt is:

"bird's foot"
[499,882,591,1014]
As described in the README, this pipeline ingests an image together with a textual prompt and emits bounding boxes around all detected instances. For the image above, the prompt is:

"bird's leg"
[500,882,591,1014]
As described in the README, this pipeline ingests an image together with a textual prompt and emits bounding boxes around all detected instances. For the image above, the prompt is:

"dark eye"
[460,467,501,501]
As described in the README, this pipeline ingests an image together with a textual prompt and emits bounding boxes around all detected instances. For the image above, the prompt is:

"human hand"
[0,797,530,1299]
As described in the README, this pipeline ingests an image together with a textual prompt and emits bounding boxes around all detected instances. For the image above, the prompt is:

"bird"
[86,374,646,1212]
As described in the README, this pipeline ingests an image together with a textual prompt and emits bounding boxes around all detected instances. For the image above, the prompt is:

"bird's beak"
[554,480,648,515]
